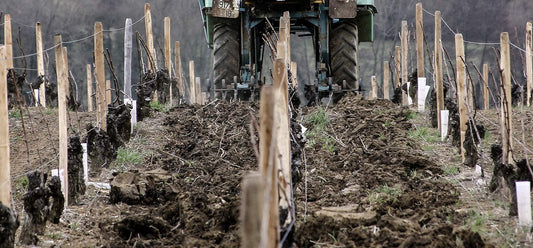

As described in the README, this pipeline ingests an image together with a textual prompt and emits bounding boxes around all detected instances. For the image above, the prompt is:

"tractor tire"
[213,23,240,99]
[330,21,359,90]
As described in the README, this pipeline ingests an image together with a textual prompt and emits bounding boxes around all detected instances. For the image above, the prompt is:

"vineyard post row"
[375,2,523,164]
[0,2,197,209]
[241,11,295,248]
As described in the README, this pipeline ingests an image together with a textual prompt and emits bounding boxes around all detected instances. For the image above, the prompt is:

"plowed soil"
[8,95,533,247]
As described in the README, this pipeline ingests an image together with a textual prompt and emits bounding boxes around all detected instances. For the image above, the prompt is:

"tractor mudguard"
[211,0,241,18]
[329,0,358,19]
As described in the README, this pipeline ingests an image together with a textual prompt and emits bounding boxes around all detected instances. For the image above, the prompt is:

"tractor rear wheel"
[330,21,359,91]
[213,23,240,99]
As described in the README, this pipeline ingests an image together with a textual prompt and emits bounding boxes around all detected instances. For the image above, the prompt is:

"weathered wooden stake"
[401,21,409,105]
[94,22,106,131]
[455,34,467,163]
[144,3,157,71]
[63,47,70,95]
[86,64,93,112]
[241,172,263,248]
[370,76,378,100]
[195,77,202,105]
[0,46,10,207]
[175,41,183,100]
[55,35,69,206]
[273,54,291,227]
[395,46,401,88]
[164,17,172,105]
[124,18,133,99]
[467,77,474,111]
[526,21,532,107]
[416,3,424,80]
[189,60,196,104]
[435,11,444,132]
[106,80,111,105]
[483,64,489,110]
[280,12,291,65]
[384,61,390,100]
[258,86,279,248]
[4,15,13,69]
[501,32,513,165]
[36,22,46,107]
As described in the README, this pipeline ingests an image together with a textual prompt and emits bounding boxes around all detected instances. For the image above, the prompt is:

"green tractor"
[198,0,377,101]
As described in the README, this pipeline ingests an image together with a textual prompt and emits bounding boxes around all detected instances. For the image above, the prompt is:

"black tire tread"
[330,21,359,89]
[213,23,240,90]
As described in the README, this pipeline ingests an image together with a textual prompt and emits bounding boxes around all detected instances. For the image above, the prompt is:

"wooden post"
[63,47,70,96]
[280,12,291,65]
[94,22,106,131]
[0,46,11,207]
[435,11,444,132]
[395,46,401,88]
[401,21,409,105]
[144,3,157,71]
[106,80,111,105]
[483,64,489,110]
[86,64,93,112]
[124,18,133,99]
[291,61,298,88]
[4,15,13,69]
[501,32,513,165]
[55,35,69,207]
[467,77,474,111]
[164,17,173,105]
[36,22,46,107]
[241,172,263,248]
[370,76,378,100]
[258,86,279,248]
[526,22,532,107]
[189,60,196,104]
[416,3,424,79]
[455,34,467,163]
[195,77,202,105]
[384,61,390,100]
[273,54,291,227]
[175,41,183,99]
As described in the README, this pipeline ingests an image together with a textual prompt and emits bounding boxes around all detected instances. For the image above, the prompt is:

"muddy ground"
[7,95,533,247]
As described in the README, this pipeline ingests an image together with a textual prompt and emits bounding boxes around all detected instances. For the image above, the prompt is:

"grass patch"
[464,210,488,233]
[443,165,460,176]
[8,110,24,118]
[116,147,143,165]
[304,107,336,153]
[44,108,54,115]
[409,126,441,143]
[369,185,403,205]
[13,176,29,200]
[403,110,417,120]
[150,101,169,113]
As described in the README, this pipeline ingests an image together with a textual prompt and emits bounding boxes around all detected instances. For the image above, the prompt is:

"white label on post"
[440,110,449,141]
[125,98,137,134]
[516,181,532,226]
[132,100,137,134]
[82,143,88,185]
[417,78,430,112]
[407,81,412,105]
[34,89,39,107]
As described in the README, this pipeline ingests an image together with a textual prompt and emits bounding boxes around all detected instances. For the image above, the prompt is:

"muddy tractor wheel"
[330,21,359,91]
[213,23,240,99]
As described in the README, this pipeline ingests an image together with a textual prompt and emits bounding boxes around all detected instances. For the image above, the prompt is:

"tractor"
[198,0,377,102]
